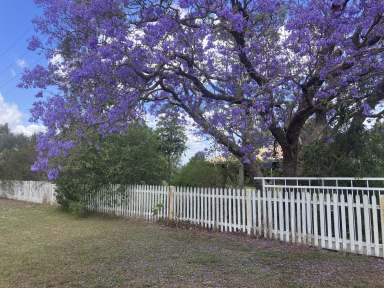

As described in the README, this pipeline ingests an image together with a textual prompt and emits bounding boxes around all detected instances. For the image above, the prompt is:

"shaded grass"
[1,199,384,288]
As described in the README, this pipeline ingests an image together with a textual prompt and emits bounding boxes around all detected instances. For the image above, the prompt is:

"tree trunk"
[282,146,299,176]
[238,163,245,188]
[243,160,263,178]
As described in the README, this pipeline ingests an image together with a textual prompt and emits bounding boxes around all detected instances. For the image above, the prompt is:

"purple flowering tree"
[21,0,384,178]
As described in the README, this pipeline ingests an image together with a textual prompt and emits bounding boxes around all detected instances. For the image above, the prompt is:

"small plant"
[151,203,164,217]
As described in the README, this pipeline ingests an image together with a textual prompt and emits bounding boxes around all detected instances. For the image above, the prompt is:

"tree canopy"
[21,0,384,178]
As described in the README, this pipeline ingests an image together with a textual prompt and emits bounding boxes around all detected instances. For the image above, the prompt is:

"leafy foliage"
[303,123,384,177]
[55,122,168,209]
[172,153,224,187]
[156,111,187,182]
[172,152,252,187]
[0,124,45,181]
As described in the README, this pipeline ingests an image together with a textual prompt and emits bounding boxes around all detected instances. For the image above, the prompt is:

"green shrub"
[67,200,88,217]
[54,122,168,210]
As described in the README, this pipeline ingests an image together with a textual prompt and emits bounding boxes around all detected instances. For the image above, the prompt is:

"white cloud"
[12,124,46,137]
[16,58,28,69]
[0,93,45,137]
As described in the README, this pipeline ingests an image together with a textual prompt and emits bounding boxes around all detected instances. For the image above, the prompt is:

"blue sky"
[0,0,45,135]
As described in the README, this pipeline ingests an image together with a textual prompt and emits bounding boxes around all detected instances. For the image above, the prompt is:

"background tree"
[55,122,168,210]
[0,124,45,181]
[156,110,187,183]
[0,124,27,153]
[303,122,384,177]
[172,152,224,187]
[22,0,384,178]
[172,152,254,187]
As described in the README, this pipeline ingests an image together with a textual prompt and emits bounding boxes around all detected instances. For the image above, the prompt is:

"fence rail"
[85,178,384,258]
[0,181,56,204]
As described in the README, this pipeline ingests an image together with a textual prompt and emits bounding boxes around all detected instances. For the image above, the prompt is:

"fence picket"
[326,192,332,249]
[267,189,273,239]
[313,193,319,247]
[333,192,340,251]
[278,190,284,241]
[227,188,231,231]
[306,191,312,245]
[348,193,356,253]
[340,193,347,251]
[220,188,224,232]
[242,189,246,233]
[251,190,256,235]
[284,190,290,242]
[208,188,211,229]
[257,189,262,236]
[246,189,252,235]
[356,194,363,253]
[290,190,296,243]
[319,193,325,248]
[221,188,225,231]
[372,195,380,257]
[237,188,241,232]
[297,191,302,244]
[215,188,219,229]
[204,187,208,228]
[273,189,278,239]
[187,187,190,222]
[363,195,372,255]
[381,195,384,258]
[302,191,307,244]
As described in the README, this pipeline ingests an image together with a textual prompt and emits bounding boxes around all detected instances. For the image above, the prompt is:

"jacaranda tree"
[21,0,384,178]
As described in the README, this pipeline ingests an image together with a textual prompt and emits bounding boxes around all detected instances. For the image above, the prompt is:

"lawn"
[1,199,384,288]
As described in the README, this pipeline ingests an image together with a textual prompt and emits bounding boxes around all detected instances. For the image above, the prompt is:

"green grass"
[1,199,384,288]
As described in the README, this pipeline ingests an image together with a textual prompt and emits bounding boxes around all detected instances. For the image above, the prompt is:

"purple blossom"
[47,168,59,181]
[27,36,42,51]
[362,103,373,117]
[21,0,384,177]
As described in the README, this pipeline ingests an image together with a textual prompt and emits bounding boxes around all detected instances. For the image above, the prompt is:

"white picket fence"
[259,177,384,257]
[85,178,384,258]
[86,185,170,220]
[0,181,56,204]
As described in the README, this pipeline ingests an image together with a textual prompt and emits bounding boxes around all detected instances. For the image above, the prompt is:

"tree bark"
[282,146,299,176]
[243,160,263,178]
[238,163,245,188]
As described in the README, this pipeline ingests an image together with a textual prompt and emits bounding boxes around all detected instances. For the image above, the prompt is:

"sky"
[0,0,208,161]
[0,0,46,136]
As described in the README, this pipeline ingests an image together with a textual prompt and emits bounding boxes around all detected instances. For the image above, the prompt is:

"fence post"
[168,186,175,220]
[246,188,253,235]
[380,195,384,257]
